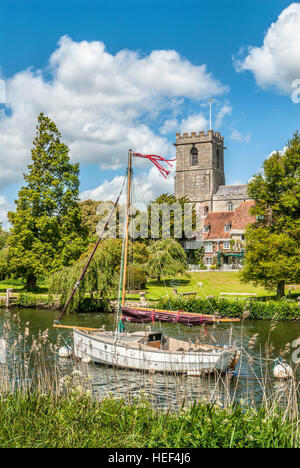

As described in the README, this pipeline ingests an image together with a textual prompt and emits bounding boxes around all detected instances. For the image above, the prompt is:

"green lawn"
[1,273,299,303]
[142,272,274,301]
[0,279,48,295]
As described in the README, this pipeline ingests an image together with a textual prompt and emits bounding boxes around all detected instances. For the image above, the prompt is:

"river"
[0,308,299,409]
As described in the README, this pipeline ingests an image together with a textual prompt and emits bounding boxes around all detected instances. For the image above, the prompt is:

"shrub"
[157,296,300,321]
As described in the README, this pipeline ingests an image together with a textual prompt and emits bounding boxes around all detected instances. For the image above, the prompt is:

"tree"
[0,223,8,250]
[0,223,9,280]
[241,132,300,297]
[8,113,88,289]
[147,193,196,242]
[147,238,188,282]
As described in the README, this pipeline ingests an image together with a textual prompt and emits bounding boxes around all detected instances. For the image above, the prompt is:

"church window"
[216,149,220,168]
[227,201,233,211]
[190,146,198,166]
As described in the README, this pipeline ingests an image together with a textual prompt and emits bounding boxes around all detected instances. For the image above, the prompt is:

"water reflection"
[0,308,299,409]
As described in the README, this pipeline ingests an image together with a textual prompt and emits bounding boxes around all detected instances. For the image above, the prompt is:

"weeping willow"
[49,239,122,313]
[49,239,148,313]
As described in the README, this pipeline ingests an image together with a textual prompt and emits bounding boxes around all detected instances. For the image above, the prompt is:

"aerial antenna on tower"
[209,99,214,130]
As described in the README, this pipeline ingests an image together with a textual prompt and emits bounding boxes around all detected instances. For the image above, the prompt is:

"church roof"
[214,184,249,199]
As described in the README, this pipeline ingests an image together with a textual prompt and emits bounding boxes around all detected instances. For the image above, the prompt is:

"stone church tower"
[174,130,225,215]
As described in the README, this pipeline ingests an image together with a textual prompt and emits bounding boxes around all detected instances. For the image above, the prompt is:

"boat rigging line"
[54,172,127,325]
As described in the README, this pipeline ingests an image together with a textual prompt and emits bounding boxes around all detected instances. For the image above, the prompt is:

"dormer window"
[224,224,231,232]
[204,225,210,233]
[227,201,233,211]
[190,146,198,166]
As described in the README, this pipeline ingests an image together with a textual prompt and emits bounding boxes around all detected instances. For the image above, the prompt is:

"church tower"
[174,130,225,215]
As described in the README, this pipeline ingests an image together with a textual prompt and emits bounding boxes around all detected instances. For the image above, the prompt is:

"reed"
[0,315,299,447]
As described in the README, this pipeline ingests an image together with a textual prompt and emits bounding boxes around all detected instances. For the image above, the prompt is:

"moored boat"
[73,329,240,374]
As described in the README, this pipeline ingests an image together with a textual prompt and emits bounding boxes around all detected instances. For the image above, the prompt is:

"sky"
[0,0,300,226]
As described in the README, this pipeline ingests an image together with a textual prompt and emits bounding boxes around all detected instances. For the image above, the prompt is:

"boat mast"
[121,149,132,307]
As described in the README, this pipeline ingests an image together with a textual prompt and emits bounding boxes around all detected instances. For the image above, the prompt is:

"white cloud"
[159,119,179,135]
[230,129,251,143]
[0,196,13,228]
[215,105,232,128]
[0,36,228,191]
[180,113,208,133]
[159,113,208,135]
[234,3,300,94]
[80,165,175,210]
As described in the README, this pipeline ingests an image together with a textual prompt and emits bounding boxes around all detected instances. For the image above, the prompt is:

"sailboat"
[54,150,241,375]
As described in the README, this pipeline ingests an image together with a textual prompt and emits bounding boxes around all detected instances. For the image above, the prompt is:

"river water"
[0,308,299,409]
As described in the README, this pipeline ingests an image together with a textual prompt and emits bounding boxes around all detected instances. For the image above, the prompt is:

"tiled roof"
[214,184,248,199]
[203,201,255,240]
[232,201,255,230]
[203,211,234,240]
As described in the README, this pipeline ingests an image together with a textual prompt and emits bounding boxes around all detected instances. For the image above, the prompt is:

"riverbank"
[1,291,299,322]
[0,393,299,448]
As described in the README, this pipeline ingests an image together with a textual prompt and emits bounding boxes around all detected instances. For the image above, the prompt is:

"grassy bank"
[0,393,299,448]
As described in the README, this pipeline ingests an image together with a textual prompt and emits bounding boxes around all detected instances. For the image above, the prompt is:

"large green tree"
[147,238,188,282]
[241,132,300,297]
[8,113,88,289]
[0,223,8,250]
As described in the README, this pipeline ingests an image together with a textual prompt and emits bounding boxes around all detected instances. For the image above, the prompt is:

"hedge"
[157,296,300,321]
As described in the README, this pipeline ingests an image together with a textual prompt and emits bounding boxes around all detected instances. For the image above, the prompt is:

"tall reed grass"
[0,315,299,447]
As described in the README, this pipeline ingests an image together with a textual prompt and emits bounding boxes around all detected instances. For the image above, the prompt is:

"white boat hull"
[73,330,239,374]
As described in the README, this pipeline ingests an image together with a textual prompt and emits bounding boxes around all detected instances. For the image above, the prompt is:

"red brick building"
[203,201,255,269]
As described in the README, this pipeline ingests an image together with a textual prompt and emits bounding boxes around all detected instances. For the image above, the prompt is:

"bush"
[157,296,300,321]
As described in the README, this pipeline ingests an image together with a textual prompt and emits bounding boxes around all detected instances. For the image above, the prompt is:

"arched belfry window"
[190,146,198,166]
[216,148,220,168]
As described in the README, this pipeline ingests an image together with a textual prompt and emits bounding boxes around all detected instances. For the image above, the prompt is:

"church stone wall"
[174,130,225,207]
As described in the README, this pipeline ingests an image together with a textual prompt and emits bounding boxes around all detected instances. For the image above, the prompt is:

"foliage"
[147,193,197,241]
[7,114,88,289]
[126,265,147,290]
[78,199,101,240]
[0,223,8,250]
[157,296,300,321]
[186,246,204,265]
[242,133,300,297]
[79,199,130,241]
[0,394,299,448]
[49,238,122,312]
[147,238,188,281]
[0,248,9,281]
[0,223,9,280]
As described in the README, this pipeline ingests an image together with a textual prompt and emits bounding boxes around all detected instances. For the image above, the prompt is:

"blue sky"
[0,0,299,224]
